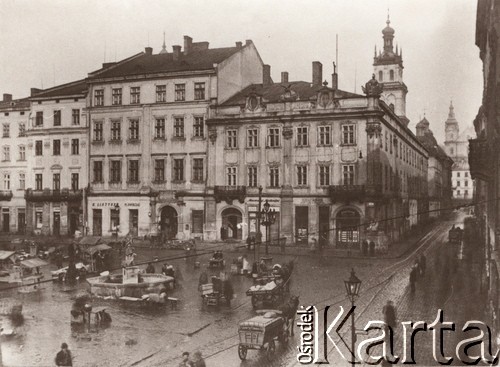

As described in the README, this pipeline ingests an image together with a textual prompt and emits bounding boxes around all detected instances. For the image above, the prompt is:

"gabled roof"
[30,79,87,100]
[221,81,362,106]
[88,46,242,80]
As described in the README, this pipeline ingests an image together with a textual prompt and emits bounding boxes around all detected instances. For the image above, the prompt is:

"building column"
[42,202,50,235]
[26,202,34,234]
[280,124,294,243]
[61,202,68,235]
[205,126,218,241]
[365,119,382,224]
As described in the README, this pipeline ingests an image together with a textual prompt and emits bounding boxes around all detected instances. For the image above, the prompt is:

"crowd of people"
[179,350,206,367]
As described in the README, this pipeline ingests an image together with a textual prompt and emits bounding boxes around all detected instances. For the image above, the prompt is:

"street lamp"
[255,186,263,262]
[344,268,362,367]
[261,199,276,255]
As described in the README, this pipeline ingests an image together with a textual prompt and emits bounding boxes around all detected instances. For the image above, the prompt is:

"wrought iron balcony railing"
[0,190,13,201]
[214,185,246,204]
[469,138,491,181]
[25,188,83,202]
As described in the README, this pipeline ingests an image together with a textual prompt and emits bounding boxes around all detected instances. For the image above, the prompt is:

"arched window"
[378,71,383,82]
[390,70,394,81]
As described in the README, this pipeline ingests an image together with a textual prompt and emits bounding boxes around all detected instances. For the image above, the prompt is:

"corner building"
[207,62,428,252]
[85,36,263,239]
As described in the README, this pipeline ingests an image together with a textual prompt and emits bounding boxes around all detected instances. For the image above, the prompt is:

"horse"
[279,295,300,336]
[281,260,294,292]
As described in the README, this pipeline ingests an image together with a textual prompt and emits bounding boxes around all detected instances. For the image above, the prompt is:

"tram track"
[138,221,451,367]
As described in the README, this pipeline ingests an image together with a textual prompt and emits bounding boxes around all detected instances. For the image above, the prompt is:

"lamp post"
[261,199,276,255]
[256,186,263,262]
[344,268,362,367]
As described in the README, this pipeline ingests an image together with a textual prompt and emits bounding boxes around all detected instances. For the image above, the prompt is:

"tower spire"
[160,31,167,54]
[448,100,455,118]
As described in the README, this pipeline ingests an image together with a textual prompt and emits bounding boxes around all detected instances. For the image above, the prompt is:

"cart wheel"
[266,340,275,360]
[238,345,247,360]
[279,329,289,344]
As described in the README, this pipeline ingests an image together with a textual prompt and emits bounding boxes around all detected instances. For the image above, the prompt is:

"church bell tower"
[373,14,409,126]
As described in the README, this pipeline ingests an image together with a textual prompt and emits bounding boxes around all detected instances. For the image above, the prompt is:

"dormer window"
[248,96,258,111]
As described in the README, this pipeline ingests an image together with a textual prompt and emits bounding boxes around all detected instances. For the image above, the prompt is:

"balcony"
[25,188,83,202]
[0,190,13,201]
[469,138,491,181]
[329,185,365,203]
[214,185,246,204]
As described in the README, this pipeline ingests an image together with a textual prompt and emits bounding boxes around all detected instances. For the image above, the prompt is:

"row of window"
[456,190,470,196]
[94,83,206,107]
[454,172,469,178]
[34,173,79,191]
[455,180,470,187]
[92,158,204,184]
[378,69,396,82]
[2,111,26,117]
[225,125,355,149]
[1,123,26,138]
[93,116,204,142]
[225,164,356,187]
[382,129,425,171]
[0,173,25,190]
[34,139,80,156]
[34,109,80,127]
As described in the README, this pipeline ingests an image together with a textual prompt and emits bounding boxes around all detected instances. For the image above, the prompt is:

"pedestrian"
[146,262,155,274]
[409,267,417,293]
[192,351,206,367]
[55,342,73,366]
[419,254,427,276]
[178,351,194,367]
[382,300,397,359]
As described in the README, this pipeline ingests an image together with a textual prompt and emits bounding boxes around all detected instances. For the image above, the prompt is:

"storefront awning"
[0,251,15,261]
[20,258,49,268]
[86,244,112,255]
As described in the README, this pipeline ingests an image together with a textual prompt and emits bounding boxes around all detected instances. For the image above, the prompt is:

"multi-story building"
[443,101,475,201]
[85,36,264,239]
[470,0,500,332]
[416,117,453,218]
[207,58,428,252]
[25,80,88,236]
[0,94,30,233]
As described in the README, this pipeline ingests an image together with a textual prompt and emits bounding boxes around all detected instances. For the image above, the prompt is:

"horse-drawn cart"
[246,279,287,309]
[238,310,288,361]
[199,275,233,307]
[448,225,463,244]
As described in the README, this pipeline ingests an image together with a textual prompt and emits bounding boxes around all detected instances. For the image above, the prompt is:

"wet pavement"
[0,211,486,366]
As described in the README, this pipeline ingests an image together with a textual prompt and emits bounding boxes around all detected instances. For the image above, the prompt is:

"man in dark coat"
[146,263,155,274]
[409,266,417,293]
[55,342,73,366]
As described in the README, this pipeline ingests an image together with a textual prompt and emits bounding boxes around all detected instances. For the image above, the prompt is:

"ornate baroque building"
[207,56,428,252]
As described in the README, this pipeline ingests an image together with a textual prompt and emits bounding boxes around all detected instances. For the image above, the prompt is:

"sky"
[0,0,481,144]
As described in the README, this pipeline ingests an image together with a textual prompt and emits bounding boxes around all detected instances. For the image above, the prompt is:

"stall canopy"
[20,258,49,268]
[79,237,101,246]
[86,244,112,255]
[0,251,15,261]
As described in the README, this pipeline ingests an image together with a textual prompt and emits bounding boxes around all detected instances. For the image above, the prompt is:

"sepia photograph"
[0,0,494,365]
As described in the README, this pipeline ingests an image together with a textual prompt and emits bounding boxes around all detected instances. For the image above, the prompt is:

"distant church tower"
[444,101,460,156]
[373,14,409,126]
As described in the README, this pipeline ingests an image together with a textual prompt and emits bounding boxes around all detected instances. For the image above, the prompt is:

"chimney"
[30,88,42,97]
[281,72,289,83]
[245,39,252,46]
[263,64,272,86]
[184,36,193,55]
[3,94,12,102]
[312,61,322,86]
[173,45,181,61]
[331,62,338,90]
[145,47,153,55]
[235,41,242,49]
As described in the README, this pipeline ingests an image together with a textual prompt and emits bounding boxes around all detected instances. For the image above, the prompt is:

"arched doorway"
[221,208,242,240]
[336,208,361,249]
[160,206,178,240]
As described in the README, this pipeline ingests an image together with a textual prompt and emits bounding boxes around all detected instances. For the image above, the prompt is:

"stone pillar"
[205,126,218,241]
[365,120,382,224]
[42,202,50,235]
[280,124,294,243]
[26,202,34,234]
[61,202,68,235]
